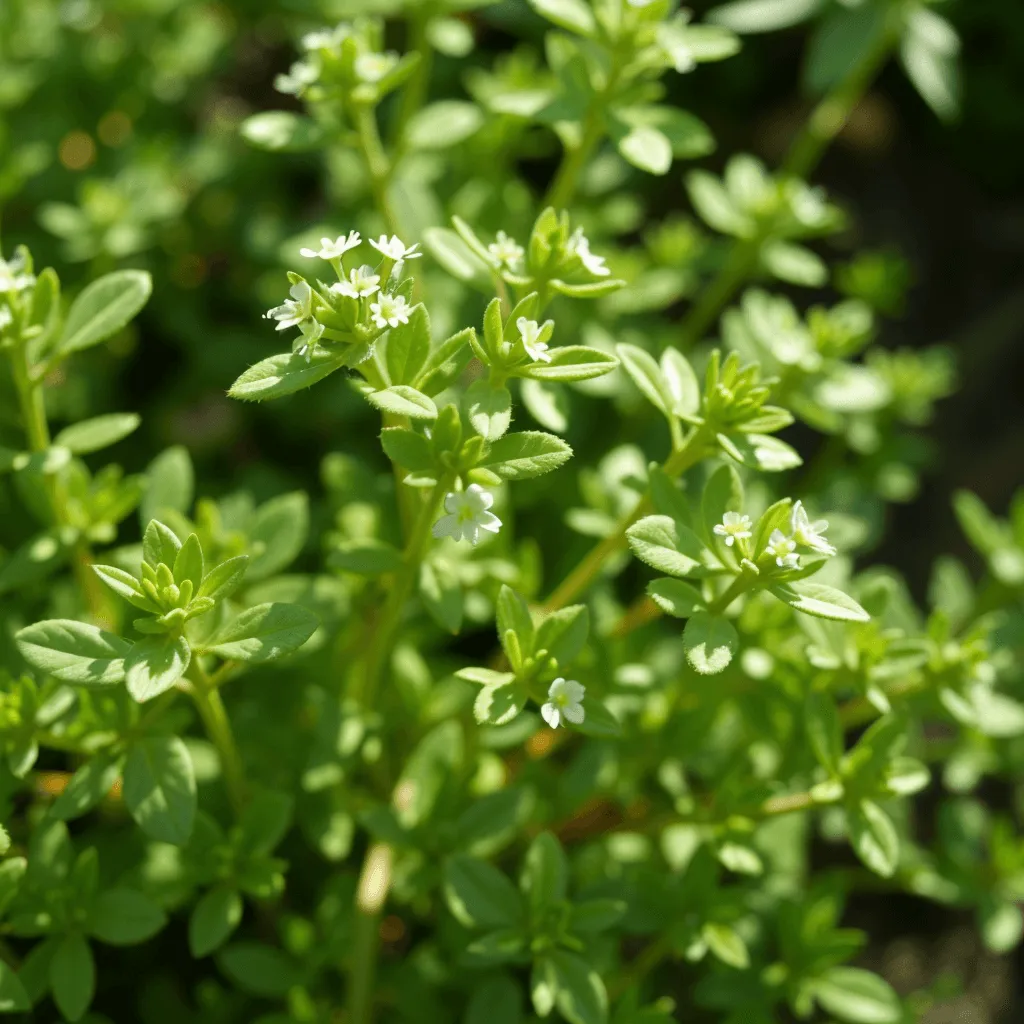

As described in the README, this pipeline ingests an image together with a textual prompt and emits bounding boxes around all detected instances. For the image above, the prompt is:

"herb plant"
[2,2,1020,1024]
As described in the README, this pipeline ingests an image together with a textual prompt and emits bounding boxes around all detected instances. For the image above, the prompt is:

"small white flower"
[541,678,585,729]
[487,231,524,270]
[713,511,753,548]
[369,293,411,330]
[766,529,800,570]
[294,319,325,361]
[300,231,361,261]
[567,228,610,277]
[790,500,837,556]
[0,252,34,294]
[432,484,502,546]
[331,266,380,300]
[369,234,421,262]
[355,52,398,83]
[302,26,346,51]
[516,317,552,363]
[275,59,319,96]
[265,280,314,331]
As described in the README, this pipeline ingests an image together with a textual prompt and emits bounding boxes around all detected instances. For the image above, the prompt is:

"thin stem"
[355,476,451,705]
[541,433,709,613]
[544,111,605,212]
[676,26,897,349]
[394,13,433,144]
[187,666,246,815]
[347,841,393,1024]
[783,23,898,180]
[354,106,401,238]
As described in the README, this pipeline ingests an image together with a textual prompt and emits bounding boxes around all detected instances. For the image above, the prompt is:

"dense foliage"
[1,1,1021,1022]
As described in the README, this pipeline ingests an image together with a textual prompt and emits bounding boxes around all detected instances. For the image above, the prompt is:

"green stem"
[347,841,393,1024]
[394,13,433,144]
[544,111,605,212]
[541,433,709,612]
[355,476,451,705]
[355,106,401,237]
[783,24,898,180]
[677,27,898,349]
[188,667,246,815]
[675,232,763,350]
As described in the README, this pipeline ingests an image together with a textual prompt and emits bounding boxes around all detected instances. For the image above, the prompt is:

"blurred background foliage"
[1,0,1023,1018]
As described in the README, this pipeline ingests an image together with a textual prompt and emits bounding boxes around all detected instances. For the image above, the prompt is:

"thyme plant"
[2,2,1021,1024]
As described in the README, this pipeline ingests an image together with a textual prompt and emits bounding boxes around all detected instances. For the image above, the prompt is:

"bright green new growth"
[1,2,1019,1024]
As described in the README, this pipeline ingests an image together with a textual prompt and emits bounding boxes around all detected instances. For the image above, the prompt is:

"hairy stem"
[355,105,401,238]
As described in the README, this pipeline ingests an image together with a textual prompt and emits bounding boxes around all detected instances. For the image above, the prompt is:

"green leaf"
[92,564,154,611]
[528,0,596,36]
[479,431,573,480]
[125,634,191,702]
[89,888,167,945]
[979,901,1024,955]
[140,445,194,526]
[49,933,94,1022]
[0,961,30,1013]
[805,4,888,95]
[813,965,902,1024]
[198,555,250,603]
[648,578,704,618]
[248,491,309,580]
[617,343,675,417]
[241,111,324,151]
[123,736,197,845]
[847,799,899,879]
[16,620,129,685]
[568,899,626,934]
[550,949,608,1024]
[203,602,318,662]
[899,7,960,122]
[627,515,707,578]
[761,241,828,287]
[616,125,673,175]
[385,303,431,385]
[381,427,435,471]
[575,697,622,738]
[496,585,535,657]
[174,533,204,592]
[396,721,463,829]
[535,604,589,666]
[58,270,152,356]
[143,519,182,569]
[687,170,750,236]
[444,855,523,929]
[805,692,843,774]
[216,943,301,997]
[707,0,824,34]
[701,463,744,545]
[419,560,463,633]
[406,100,484,149]
[683,612,739,675]
[519,346,619,382]
[769,582,871,623]
[465,379,513,441]
[0,530,72,595]
[51,754,121,821]
[466,975,524,1024]
[189,887,243,958]
[228,350,349,402]
[521,832,567,916]
[329,539,404,576]
[702,921,750,969]
[53,413,140,454]
[521,378,569,433]
[365,385,438,420]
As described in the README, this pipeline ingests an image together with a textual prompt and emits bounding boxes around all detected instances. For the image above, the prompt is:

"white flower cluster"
[765,500,837,569]
[264,231,421,356]
[713,502,836,570]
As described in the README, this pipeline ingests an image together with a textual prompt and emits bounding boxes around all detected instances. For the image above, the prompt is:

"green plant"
[2,2,1021,1024]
